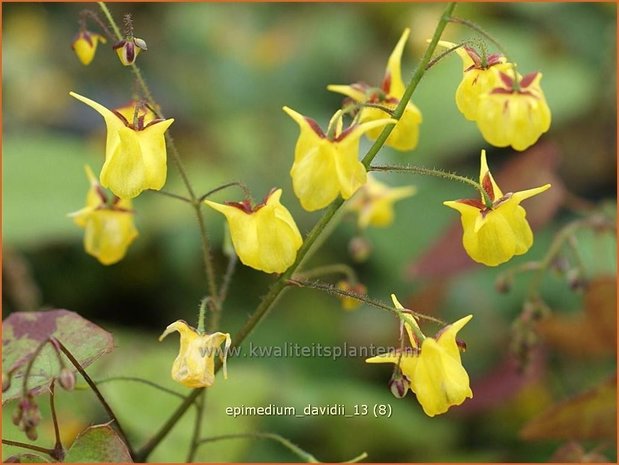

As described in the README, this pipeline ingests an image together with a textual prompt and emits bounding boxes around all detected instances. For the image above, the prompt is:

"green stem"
[371,164,492,207]
[197,297,210,334]
[150,189,193,204]
[54,338,135,460]
[362,2,456,168]
[135,4,457,460]
[198,181,251,203]
[49,381,64,460]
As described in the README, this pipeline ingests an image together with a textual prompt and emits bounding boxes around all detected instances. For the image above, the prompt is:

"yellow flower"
[336,281,367,311]
[444,150,551,266]
[159,320,231,388]
[283,107,394,211]
[69,165,138,265]
[113,37,147,66]
[347,174,416,228]
[328,29,422,151]
[366,295,473,417]
[70,92,174,199]
[476,71,551,151]
[71,30,107,66]
[437,40,514,121]
[204,189,303,274]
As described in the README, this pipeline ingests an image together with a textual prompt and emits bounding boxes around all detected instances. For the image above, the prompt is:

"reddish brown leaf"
[520,376,616,441]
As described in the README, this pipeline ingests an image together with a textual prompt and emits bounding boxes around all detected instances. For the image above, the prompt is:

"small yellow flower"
[159,320,231,388]
[336,281,367,311]
[113,37,147,66]
[71,30,107,66]
[283,106,394,211]
[70,92,174,199]
[204,189,303,274]
[328,29,422,151]
[366,295,473,417]
[347,174,416,228]
[476,71,551,151]
[437,40,514,121]
[69,165,138,265]
[444,150,551,266]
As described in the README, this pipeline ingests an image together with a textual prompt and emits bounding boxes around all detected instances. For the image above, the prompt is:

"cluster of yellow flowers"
[69,25,553,417]
[440,40,551,151]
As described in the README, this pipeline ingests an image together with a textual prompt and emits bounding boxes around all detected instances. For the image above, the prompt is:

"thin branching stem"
[1,439,55,457]
[95,376,187,400]
[49,381,64,460]
[186,391,206,462]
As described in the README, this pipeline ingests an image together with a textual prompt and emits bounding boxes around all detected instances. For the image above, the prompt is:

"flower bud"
[349,236,372,262]
[566,268,587,291]
[71,30,107,65]
[25,426,38,442]
[113,37,147,66]
[494,274,512,294]
[388,369,410,399]
[59,368,76,391]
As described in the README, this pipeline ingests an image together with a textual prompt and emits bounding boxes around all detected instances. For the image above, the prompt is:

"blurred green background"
[2,2,617,462]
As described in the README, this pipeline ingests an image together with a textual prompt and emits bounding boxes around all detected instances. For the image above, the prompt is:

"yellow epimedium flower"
[328,28,422,151]
[476,71,551,151]
[283,106,394,211]
[347,174,416,228]
[71,30,107,65]
[444,150,551,266]
[159,320,231,388]
[366,295,473,417]
[437,40,514,121]
[69,165,138,265]
[204,189,303,274]
[70,92,174,199]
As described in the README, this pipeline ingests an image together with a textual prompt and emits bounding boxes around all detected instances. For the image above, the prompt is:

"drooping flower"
[204,189,303,274]
[283,106,394,211]
[437,40,514,121]
[347,174,416,228]
[69,165,138,265]
[328,29,422,151]
[475,71,551,151]
[366,294,473,417]
[71,30,107,66]
[444,150,551,266]
[159,320,231,388]
[113,37,147,66]
[70,92,174,199]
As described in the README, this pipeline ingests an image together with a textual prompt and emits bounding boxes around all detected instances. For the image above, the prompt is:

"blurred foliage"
[2,2,617,462]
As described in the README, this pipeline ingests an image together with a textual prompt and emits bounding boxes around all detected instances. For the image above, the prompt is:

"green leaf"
[2,310,113,403]
[64,424,132,463]
[4,453,51,463]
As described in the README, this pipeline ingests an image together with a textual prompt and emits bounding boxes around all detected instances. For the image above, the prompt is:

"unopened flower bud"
[113,37,147,66]
[71,30,107,65]
[388,369,410,399]
[59,368,76,391]
[25,426,38,442]
[349,236,372,262]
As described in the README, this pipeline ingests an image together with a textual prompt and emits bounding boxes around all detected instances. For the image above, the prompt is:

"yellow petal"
[362,105,422,151]
[100,126,146,199]
[290,141,340,211]
[410,338,472,417]
[479,149,503,200]
[385,28,410,97]
[326,84,366,102]
[82,209,138,265]
[136,118,174,191]
[283,106,325,163]
[436,314,473,361]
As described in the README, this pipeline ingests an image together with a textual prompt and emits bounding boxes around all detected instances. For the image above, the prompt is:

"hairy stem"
[186,391,206,462]
[96,376,187,400]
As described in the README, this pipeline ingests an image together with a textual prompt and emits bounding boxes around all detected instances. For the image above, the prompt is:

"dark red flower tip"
[381,72,392,93]
[304,117,325,138]
[455,198,486,210]
[481,173,496,201]
[520,71,539,89]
